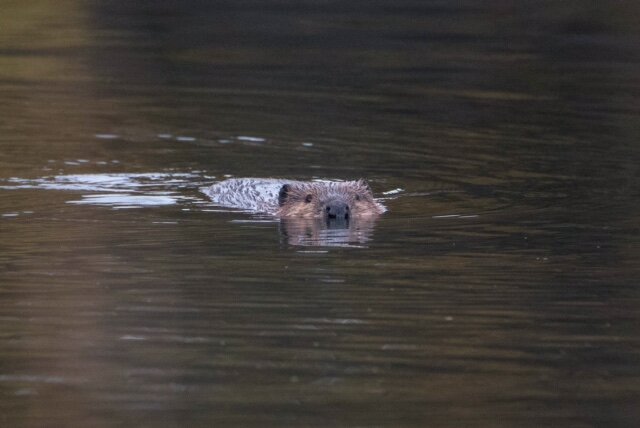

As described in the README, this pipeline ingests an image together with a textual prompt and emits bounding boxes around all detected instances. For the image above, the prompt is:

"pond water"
[1,1,640,426]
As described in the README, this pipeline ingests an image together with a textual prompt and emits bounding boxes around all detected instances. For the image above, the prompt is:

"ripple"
[94,133,120,140]
[175,136,196,142]
[2,172,200,192]
[0,172,208,209]
[236,135,266,143]
[67,194,178,208]
[0,375,70,384]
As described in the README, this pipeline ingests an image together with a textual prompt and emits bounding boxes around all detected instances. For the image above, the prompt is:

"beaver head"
[276,180,386,220]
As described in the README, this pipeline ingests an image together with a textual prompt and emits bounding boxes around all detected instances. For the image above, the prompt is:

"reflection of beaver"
[202,178,386,219]
[278,216,378,247]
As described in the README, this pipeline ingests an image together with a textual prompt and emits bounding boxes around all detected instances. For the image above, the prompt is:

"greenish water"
[1,1,639,426]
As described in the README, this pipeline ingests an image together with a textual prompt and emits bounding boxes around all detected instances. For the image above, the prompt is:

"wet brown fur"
[276,180,386,218]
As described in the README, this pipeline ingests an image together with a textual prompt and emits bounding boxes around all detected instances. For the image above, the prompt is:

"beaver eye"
[355,194,361,201]
[305,194,313,203]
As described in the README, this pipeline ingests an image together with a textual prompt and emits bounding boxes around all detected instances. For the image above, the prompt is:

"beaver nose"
[325,201,350,219]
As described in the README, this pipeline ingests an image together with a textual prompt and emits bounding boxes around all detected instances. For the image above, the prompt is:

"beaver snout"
[325,201,350,219]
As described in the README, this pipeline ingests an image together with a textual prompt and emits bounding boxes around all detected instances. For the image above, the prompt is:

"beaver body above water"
[202,178,386,219]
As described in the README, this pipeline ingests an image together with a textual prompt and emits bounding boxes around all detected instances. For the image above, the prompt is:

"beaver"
[201,178,386,220]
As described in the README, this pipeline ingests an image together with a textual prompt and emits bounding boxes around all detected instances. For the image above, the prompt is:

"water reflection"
[279,216,379,247]
[1,0,640,426]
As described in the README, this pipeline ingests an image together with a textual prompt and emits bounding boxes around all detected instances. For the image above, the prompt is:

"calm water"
[1,1,640,426]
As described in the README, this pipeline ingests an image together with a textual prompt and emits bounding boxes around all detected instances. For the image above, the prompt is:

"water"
[1,1,640,426]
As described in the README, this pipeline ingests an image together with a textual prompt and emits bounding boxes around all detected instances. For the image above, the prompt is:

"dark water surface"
[2,1,640,426]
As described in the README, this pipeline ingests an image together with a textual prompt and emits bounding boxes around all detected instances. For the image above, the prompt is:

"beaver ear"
[359,179,371,191]
[278,184,291,206]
